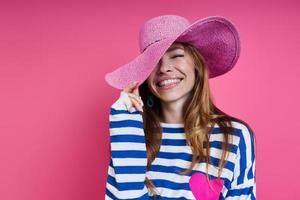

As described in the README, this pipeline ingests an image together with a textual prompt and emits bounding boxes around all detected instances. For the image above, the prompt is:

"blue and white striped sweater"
[105,93,256,200]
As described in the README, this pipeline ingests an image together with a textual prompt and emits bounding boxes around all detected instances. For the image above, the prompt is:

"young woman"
[104,15,256,200]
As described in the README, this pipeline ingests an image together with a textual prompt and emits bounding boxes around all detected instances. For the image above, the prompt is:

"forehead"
[165,43,185,53]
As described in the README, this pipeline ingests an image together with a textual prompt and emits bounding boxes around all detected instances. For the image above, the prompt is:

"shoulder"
[230,118,256,146]
[211,116,255,145]
[228,118,256,167]
[212,116,256,155]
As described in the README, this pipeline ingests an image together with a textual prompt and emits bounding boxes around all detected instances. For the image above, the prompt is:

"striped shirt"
[105,92,256,200]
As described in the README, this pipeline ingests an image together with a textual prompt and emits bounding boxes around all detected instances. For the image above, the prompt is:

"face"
[146,42,196,103]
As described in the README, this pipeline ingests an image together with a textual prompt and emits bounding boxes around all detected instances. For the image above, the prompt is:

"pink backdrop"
[1,0,299,199]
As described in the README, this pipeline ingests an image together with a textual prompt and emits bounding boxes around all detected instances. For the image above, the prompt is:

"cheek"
[185,68,196,85]
[146,78,151,86]
[146,72,154,84]
[179,62,195,78]
[146,75,156,92]
[190,69,196,81]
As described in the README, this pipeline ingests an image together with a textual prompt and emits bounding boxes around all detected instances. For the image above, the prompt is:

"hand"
[122,81,144,112]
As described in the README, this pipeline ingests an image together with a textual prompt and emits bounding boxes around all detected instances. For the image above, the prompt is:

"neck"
[160,97,186,124]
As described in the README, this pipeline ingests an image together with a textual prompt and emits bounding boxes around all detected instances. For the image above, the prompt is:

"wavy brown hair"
[138,42,252,196]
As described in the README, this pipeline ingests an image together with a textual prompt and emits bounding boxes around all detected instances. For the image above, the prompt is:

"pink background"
[1,0,299,199]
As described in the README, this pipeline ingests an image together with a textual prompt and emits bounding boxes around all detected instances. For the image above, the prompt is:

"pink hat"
[105,15,241,90]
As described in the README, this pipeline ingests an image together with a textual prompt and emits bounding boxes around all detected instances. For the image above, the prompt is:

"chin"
[158,93,184,102]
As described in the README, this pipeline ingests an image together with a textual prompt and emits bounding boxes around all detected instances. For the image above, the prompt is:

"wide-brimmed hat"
[105,15,241,90]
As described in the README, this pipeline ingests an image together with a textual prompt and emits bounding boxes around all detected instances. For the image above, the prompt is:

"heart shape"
[189,172,224,200]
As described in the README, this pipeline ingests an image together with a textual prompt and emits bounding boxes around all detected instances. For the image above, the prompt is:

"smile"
[157,78,183,90]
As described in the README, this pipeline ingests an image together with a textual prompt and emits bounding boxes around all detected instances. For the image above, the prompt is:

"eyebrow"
[166,46,184,53]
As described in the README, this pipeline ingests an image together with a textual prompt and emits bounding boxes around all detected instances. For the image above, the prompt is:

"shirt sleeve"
[223,123,256,200]
[105,91,149,200]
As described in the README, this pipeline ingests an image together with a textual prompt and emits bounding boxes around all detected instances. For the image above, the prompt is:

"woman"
[105,15,256,200]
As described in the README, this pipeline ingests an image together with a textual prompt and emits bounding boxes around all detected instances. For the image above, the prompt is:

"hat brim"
[105,16,240,90]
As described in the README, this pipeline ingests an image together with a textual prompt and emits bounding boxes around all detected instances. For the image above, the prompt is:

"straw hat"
[105,15,241,90]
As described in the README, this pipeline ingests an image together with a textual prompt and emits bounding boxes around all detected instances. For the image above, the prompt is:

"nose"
[156,58,173,74]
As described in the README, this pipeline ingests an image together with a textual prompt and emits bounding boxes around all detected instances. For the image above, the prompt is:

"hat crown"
[139,15,190,52]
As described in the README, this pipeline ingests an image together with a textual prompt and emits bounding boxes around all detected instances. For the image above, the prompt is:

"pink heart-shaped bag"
[189,172,224,200]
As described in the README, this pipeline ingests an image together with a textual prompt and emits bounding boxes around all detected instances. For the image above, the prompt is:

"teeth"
[158,79,181,86]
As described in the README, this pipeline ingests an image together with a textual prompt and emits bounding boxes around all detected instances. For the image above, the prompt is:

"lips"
[156,76,184,87]
[157,78,183,87]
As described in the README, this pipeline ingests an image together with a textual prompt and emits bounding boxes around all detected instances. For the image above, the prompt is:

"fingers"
[122,81,143,112]
[128,94,143,112]
[128,93,143,107]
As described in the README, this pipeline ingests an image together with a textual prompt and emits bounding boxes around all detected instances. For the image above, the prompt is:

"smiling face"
[146,42,196,103]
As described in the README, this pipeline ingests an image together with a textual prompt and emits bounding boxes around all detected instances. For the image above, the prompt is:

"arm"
[105,91,149,200]
[223,124,256,200]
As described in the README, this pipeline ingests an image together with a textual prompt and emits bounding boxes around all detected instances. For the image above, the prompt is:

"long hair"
[139,42,251,196]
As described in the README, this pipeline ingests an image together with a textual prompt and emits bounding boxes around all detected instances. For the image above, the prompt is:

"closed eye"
[171,54,184,59]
